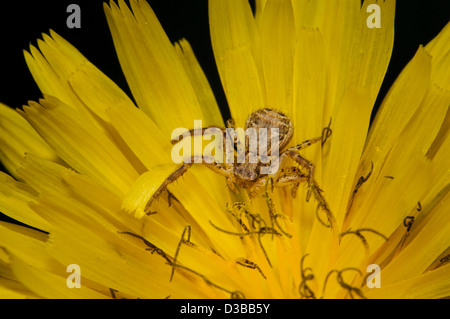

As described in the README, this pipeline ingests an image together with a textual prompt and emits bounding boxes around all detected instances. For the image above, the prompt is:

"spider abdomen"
[245,108,293,152]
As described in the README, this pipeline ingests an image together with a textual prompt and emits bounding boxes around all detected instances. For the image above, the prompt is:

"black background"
[0,0,448,174]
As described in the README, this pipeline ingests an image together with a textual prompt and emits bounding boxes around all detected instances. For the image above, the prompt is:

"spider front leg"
[145,155,235,213]
[145,163,193,213]
[283,135,326,200]
[275,167,308,198]
[283,150,316,201]
[248,176,269,199]
[278,150,336,230]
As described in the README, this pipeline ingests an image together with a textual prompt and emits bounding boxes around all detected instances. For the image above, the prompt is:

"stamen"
[167,190,180,207]
[315,204,332,228]
[322,268,366,299]
[425,248,450,271]
[417,201,422,212]
[299,254,316,299]
[171,225,193,282]
[170,263,245,299]
[347,161,373,214]
[109,288,118,299]
[231,291,245,299]
[209,219,280,268]
[440,254,450,264]
[309,184,337,231]
[225,202,251,233]
[337,268,366,299]
[209,220,277,237]
[339,228,388,251]
[118,231,173,264]
[403,216,415,232]
[398,202,422,249]
[322,269,339,297]
[321,118,332,146]
[265,176,274,194]
[236,257,266,279]
[263,178,292,238]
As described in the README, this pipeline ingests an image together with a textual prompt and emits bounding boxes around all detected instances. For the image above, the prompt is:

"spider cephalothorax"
[145,108,335,229]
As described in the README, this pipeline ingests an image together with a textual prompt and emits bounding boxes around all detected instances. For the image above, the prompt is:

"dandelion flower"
[0,0,449,299]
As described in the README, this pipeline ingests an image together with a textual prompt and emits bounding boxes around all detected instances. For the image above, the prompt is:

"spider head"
[234,162,259,188]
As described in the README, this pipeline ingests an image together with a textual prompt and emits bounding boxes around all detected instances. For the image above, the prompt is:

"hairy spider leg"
[171,123,240,192]
[171,125,229,152]
[279,149,336,230]
[284,135,323,197]
[247,135,323,199]
[264,134,336,230]
[145,155,235,213]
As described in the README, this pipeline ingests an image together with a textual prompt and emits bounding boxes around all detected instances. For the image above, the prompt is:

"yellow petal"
[347,0,395,105]
[122,166,176,219]
[25,33,104,127]
[306,88,371,284]
[209,0,263,127]
[24,41,80,112]
[292,28,326,145]
[365,264,450,299]
[425,21,450,74]
[0,172,50,232]
[351,85,448,233]
[0,103,58,178]
[167,166,247,260]
[0,276,38,299]
[323,88,371,226]
[21,96,139,196]
[104,0,209,136]
[220,48,265,127]
[290,29,327,248]
[0,222,104,298]
[8,249,106,299]
[380,190,450,285]
[174,39,224,126]
[314,0,360,119]
[347,53,448,241]
[254,0,267,27]
[357,46,432,191]
[106,101,171,169]
[260,0,295,114]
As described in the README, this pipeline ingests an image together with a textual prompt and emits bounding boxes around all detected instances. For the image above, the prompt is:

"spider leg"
[283,150,315,201]
[203,156,238,194]
[248,164,303,199]
[248,176,269,199]
[145,155,237,213]
[279,151,336,230]
[287,136,323,152]
[283,135,323,199]
[171,126,226,145]
[274,171,308,198]
[226,118,236,129]
[145,162,193,213]
[248,134,326,199]
[226,177,239,194]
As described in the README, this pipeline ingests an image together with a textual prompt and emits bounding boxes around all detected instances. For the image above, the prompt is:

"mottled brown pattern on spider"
[145,108,336,230]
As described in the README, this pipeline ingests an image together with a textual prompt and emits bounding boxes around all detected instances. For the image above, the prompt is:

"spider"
[145,108,335,228]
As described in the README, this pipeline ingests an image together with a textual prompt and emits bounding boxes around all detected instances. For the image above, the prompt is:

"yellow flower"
[0,0,449,299]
